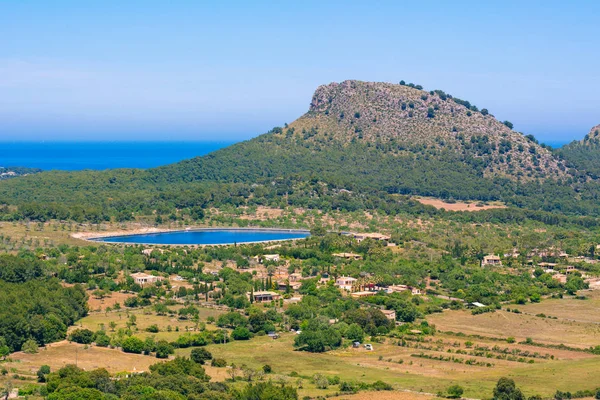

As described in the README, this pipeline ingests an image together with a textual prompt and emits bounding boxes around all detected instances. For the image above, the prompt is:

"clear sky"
[1,0,598,143]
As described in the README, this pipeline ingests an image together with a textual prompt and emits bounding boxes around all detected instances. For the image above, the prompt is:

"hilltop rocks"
[293,80,567,181]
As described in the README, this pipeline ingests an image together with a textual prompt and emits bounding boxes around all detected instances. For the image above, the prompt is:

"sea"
[0,141,234,171]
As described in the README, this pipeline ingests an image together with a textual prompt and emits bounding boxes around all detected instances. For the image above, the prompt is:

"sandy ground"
[72,226,172,240]
[415,198,506,212]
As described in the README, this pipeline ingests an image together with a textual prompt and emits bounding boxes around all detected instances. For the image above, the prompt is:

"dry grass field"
[414,197,506,212]
[74,306,226,342]
[333,391,438,400]
[6,341,160,376]
[428,308,600,348]
[516,290,600,324]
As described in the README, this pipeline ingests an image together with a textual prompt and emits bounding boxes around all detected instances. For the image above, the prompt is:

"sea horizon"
[0,141,236,171]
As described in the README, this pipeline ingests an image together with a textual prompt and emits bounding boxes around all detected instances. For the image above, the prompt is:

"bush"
[121,337,145,354]
[146,324,160,333]
[339,381,358,393]
[262,364,272,374]
[190,348,213,364]
[37,365,50,382]
[94,332,110,347]
[231,326,251,340]
[371,380,393,391]
[211,358,227,367]
[155,340,174,358]
[312,373,329,389]
[22,339,38,354]
[447,384,464,398]
[69,328,95,344]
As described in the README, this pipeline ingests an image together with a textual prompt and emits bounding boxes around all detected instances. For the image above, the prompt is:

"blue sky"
[0,1,598,143]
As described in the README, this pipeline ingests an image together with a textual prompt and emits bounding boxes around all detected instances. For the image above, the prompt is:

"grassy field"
[4,300,599,399]
[74,305,226,342]
[176,330,600,399]
[515,290,600,324]
[428,308,600,348]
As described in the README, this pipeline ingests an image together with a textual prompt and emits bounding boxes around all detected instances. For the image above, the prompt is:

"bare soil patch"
[415,198,506,212]
[333,391,436,400]
[87,291,135,312]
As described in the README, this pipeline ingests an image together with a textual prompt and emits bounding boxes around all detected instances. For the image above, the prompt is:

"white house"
[335,276,357,291]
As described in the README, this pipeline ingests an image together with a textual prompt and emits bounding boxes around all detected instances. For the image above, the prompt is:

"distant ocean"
[0,141,234,171]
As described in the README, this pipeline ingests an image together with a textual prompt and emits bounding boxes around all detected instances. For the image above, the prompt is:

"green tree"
[22,338,39,354]
[190,348,212,364]
[493,378,525,400]
[155,340,174,359]
[121,337,145,354]
[231,326,251,340]
[447,385,464,398]
[69,329,94,344]
[345,323,365,343]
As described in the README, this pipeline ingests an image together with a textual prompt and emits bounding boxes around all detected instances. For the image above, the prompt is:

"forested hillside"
[1,81,600,221]
[558,124,600,179]
[0,255,88,352]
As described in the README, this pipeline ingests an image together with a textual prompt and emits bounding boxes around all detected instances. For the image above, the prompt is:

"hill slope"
[3,80,600,220]
[289,80,566,180]
[149,80,570,197]
[558,124,600,179]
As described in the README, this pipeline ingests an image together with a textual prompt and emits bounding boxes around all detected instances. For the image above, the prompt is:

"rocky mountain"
[284,80,566,181]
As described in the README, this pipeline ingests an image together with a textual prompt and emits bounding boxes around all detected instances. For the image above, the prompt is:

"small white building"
[335,276,357,291]
[131,272,163,286]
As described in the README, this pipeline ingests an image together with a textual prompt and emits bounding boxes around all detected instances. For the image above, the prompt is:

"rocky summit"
[284,80,567,181]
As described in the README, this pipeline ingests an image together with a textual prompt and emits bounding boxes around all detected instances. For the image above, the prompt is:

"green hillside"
[558,124,600,179]
[1,81,600,221]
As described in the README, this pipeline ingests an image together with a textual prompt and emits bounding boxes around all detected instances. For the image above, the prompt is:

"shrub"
[339,381,358,393]
[447,384,464,398]
[231,327,251,340]
[146,324,160,333]
[94,332,110,347]
[22,339,38,354]
[69,328,94,344]
[371,380,393,391]
[190,348,213,364]
[262,364,272,374]
[37,365,50,382]
[312,373,329,389]
[121,337,145,354]
[155,340,174,359]
[211,358,227,367]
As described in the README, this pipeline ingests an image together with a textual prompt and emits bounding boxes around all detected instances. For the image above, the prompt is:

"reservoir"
[92,228,310,245]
